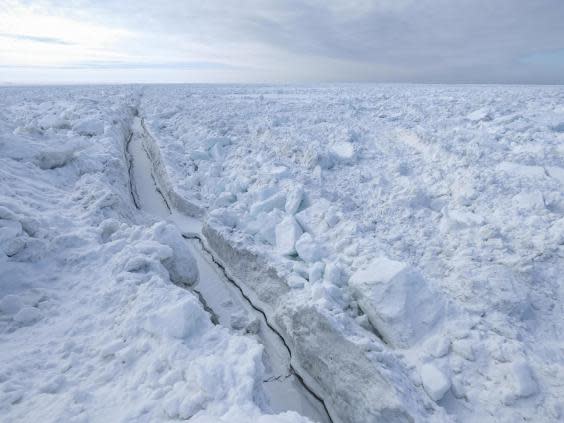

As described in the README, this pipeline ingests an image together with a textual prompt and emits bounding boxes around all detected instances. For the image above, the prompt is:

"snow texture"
[140,84,564,423]
[0,86,311,423]
[2,83,564,423]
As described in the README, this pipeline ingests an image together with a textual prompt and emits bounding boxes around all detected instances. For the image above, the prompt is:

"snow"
[176,85,561,420]
[0,294,22,315]
[2,83,564,423]
[0,86,313,423]
[138,83,564,422]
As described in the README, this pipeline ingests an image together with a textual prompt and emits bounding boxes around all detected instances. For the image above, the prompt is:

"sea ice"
[295,233,325,263]
[275,215,303,256]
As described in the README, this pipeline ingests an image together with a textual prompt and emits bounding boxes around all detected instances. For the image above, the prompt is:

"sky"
[1,0,563,84]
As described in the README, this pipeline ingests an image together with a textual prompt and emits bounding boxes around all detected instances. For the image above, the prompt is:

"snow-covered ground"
[1,84,563,422]
[0,86,312,423]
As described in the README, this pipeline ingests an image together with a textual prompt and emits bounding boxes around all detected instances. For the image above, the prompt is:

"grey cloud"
[235,0,564,81]
[8,0,564,83]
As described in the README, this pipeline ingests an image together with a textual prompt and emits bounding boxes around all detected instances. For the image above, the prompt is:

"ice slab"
[350,257,445,348]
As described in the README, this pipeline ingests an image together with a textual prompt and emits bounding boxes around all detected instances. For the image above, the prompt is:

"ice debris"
[349,257,445,348]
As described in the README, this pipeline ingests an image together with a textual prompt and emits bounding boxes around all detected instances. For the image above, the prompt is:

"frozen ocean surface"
[1,84,563,422]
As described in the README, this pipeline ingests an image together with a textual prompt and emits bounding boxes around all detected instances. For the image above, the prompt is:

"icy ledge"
[138,117,204,218]
[203,220,436,423]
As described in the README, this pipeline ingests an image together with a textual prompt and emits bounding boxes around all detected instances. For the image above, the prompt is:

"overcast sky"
[1,0,563,84]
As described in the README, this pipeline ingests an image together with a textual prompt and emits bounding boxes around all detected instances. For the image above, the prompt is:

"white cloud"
[1,0,563,83]
[0,1,133,67]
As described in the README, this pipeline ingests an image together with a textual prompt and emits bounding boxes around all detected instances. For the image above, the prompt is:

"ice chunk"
[0,205,19,221]
[546,166,564,186]
[230,312,259,333]
[512,361,538,397]
[309,262,325,283]
[73,118,104,136]
[250,192,286,216]
[316,153,334,170]
[428,337,450,358]
[38,114,70,130]
[152,222,198,286]
[213,192,236,208]
[451,376,467,400]
[0,219,22,242]
[420,363,450,401]
[311,281,343,305]
[256,209,284,245]
[285,184,304,215]
[203,136,231,150]
[349,257,445,348]
[452,339,475,361]
[189,149,209,161]
[497,161,546,179]
[466,108,491,122]
[209,143,225,161]
[288,274,307,289]
[295,199,331,236]
[145,297,210,339]
[331,141,355,161]
[504,361,538,404]
[255,185,279,201]
[208,208,239,229]
[99,218,120,242]
[40,375,66,394]
[291,262,307,279]
[440,207,484,232]
[324,261,344,286]
[551,122,564,133]
[324,206,340,227]
[275,216,303,256]
[295,233,325,263]
[513,191,545,211]
[451,180,477,206]
[35,149,75,170]
[0,294,23,315]
[270,165,289,179]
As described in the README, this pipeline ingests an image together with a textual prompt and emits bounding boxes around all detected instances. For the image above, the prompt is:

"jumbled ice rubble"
[233,179,456,397]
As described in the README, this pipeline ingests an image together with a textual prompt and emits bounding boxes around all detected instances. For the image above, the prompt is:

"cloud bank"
[1,0,563,83]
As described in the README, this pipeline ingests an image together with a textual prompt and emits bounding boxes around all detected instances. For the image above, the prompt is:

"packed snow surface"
[1,84,564,422]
